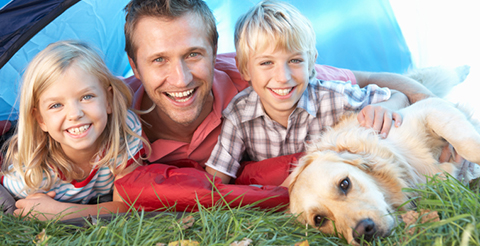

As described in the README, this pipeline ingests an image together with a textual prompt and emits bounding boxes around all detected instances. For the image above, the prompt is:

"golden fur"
[288,66,480,244]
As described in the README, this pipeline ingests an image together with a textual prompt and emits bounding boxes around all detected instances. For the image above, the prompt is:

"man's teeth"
[166,89,194,102]
[271,88,292,96]
[68,125,90,135]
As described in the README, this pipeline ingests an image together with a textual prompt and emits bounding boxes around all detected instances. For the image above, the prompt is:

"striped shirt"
[2,110,143,204]
[205,79,391,178]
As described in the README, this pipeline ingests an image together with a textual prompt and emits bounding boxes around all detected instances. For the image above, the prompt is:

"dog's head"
[289,121,413,244]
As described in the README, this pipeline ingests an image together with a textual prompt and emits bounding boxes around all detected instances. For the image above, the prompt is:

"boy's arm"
[206,166,232,184]
[205,118,245,184]
[353,71,434,104]
[357,89,409,138]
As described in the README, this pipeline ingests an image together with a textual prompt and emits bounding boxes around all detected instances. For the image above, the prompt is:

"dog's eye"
[313,215,327,227]
[339,177,350,192]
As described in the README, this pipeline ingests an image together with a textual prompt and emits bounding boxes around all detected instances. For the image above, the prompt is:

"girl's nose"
[67,103,84,121]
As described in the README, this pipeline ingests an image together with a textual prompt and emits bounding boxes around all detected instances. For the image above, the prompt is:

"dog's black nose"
[353,218,377,243]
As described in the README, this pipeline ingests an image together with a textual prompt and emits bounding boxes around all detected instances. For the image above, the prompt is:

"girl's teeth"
[68,125,90,135]
[271,88,292,96]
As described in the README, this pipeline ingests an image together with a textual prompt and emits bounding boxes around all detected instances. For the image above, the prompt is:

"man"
[123,0,434,167]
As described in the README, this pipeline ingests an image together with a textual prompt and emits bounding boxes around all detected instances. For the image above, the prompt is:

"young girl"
[0,40,149,220]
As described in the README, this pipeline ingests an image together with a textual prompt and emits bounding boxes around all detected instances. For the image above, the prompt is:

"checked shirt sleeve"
[205,117,246,178]
[341,83,391,111]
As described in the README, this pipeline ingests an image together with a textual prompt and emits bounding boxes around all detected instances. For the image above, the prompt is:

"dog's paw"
[455,65,471,83]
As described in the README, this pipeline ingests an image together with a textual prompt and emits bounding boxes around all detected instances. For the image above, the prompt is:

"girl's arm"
[14,161,141,221]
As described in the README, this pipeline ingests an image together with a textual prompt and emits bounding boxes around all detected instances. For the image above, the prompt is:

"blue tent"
[0,0,412,122]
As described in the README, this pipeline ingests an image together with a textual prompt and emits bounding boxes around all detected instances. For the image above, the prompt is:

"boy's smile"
[242,47,310,126]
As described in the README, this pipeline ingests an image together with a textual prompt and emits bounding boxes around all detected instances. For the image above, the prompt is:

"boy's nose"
[169,59,193,87]
[275,64,292,83]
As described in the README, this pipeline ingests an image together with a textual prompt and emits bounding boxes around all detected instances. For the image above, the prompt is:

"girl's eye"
[82,95,93,100]
[49,103,62,109]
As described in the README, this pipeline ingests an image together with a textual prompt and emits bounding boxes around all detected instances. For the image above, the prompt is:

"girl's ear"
[33,108,48,132]
[235,56,251,82]
[106,86,113,114]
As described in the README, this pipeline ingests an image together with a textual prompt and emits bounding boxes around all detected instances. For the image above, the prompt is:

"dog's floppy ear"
[289,152,320,194]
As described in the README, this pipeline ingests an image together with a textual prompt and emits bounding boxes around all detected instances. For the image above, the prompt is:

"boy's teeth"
[166,89,194,102]
[68,125,90,135]
[271,88,292,96]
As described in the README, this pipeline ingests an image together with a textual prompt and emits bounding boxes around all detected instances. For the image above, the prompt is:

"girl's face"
[35,63,112,160]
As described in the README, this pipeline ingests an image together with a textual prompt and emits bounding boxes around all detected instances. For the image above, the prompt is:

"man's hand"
[357,105,402,138]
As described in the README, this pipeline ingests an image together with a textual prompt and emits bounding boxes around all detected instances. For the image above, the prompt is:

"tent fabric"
[0,0,411,122]
[0,0,81,69]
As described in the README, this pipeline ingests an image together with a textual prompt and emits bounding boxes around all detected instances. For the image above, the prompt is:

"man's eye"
[189,52,199,58]
[154,57,164,63]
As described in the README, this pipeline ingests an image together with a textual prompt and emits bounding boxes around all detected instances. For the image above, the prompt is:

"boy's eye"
[290,59,303,64]
[260,61,272,66]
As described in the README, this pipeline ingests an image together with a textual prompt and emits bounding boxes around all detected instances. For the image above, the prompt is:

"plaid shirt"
[205,79,391,178]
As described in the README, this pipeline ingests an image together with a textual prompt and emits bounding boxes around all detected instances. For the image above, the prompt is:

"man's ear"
[34,108,48,132]
[128,56,140,80]
[106,86,113,114]
[235,56,251,82]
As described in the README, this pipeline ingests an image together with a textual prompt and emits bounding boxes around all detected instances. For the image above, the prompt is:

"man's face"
[129,13,216,126]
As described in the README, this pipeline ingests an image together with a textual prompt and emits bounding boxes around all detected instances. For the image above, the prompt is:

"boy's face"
[242,45,310,121]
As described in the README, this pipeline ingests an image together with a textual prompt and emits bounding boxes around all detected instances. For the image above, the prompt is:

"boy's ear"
[106,86,113,114]
[34,108,48,132]
[235,56,251,82]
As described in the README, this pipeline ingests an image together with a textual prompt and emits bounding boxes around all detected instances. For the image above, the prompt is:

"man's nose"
[170,59,193,87]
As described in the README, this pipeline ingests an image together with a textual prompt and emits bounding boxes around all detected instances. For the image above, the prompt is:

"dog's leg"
[414,98,480,164]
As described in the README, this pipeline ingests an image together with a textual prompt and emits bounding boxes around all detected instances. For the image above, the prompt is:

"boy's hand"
[357,105,402,138]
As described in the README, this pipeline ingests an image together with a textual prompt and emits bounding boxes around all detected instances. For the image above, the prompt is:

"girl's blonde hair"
[234,0,318,79]
[1,40,149,193]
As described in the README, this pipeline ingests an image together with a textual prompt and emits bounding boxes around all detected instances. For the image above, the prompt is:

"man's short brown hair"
[124,0,218,63]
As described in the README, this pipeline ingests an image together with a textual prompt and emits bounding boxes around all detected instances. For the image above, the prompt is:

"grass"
[1,175,479,246]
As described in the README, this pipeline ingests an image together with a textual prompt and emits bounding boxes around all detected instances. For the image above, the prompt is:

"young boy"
[205,0,408,184]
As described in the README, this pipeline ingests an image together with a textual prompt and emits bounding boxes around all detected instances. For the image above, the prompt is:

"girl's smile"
[35,62,112,159]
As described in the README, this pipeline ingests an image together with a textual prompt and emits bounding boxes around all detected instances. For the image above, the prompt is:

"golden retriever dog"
[288,65,480,244]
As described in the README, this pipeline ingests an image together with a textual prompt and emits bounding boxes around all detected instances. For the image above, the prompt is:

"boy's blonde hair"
[1,40,149,193]
[234,0,317,79]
